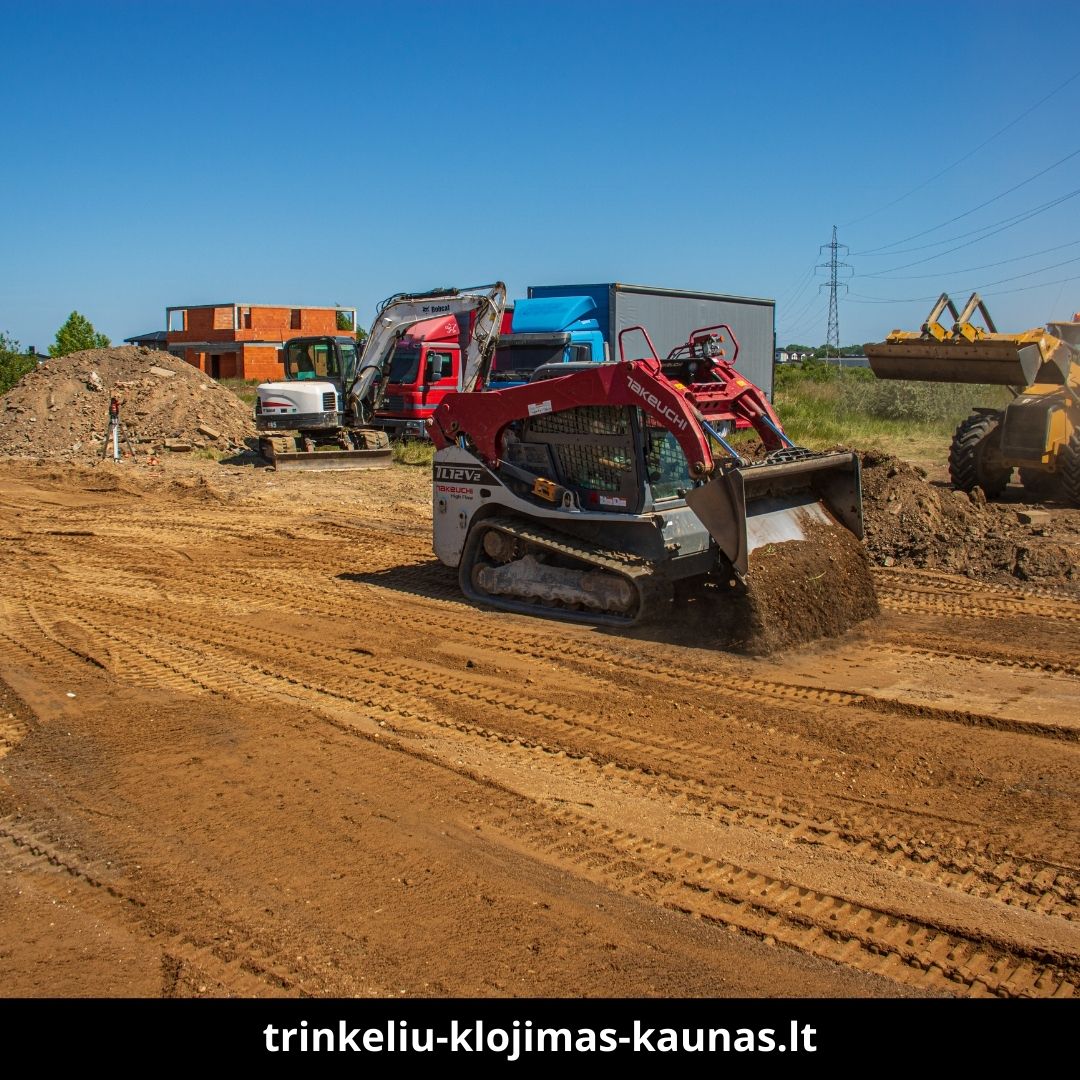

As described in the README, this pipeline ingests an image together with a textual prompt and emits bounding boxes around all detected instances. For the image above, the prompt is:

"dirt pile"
[735,522,879,655]
[0,347,255,459]
[859,450,1078,586]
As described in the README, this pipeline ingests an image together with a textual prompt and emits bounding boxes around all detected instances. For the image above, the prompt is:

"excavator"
[429,323,877,653]
[865,293,1080,502]
[255,283,506,471]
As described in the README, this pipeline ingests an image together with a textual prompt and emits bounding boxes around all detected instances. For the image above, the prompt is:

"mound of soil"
[859,450,1078,587]
[0,347,255,459]
[737,521,879,655]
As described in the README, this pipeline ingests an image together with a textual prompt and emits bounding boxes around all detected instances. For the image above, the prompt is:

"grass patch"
[221,378,261,407]
[773,363,1010,461]
[392,439,435,467]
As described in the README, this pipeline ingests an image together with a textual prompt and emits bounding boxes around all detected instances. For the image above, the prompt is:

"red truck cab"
[375,314,465,438]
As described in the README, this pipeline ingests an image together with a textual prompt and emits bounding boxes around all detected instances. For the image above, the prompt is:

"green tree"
[0,331,36,394]
[334,304,367,343]
[49,311,111,357]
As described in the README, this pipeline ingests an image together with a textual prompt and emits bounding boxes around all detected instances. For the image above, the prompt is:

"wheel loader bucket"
[685,451,876,653]
[864,336,1044,387]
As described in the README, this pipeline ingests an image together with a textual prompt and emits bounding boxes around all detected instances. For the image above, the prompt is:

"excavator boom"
[256,283,506,471]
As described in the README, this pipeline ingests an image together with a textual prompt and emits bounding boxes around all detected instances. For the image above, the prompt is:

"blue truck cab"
[485,295,607,388]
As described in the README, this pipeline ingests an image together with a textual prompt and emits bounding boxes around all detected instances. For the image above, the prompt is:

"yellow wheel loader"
[865,293,1080,502]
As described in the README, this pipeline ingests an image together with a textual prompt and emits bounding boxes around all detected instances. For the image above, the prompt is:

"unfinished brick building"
[165,303,357,381]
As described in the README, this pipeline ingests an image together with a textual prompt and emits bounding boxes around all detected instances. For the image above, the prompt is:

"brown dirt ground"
[1,453,1078,999]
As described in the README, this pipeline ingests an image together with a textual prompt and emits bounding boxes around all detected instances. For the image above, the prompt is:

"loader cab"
[375,315,464,438]
[505,403,697,514]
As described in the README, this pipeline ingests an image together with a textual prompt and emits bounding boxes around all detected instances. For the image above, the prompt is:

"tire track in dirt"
[484,808,1079,999]
[876,584,1080,623]
[0,818,303,997]
[47,548,1076,745]
[16,574,1080,876]
[6,482,1080,998]
[16,586,1080,937]
[873,567,1080,604]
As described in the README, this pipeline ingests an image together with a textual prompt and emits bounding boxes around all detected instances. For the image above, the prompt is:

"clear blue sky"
[2,0,1078,351]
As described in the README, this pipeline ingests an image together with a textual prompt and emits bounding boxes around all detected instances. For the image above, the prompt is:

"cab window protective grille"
[524,406,638,505]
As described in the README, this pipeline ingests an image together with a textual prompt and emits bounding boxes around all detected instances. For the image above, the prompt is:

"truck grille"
[322,391,337,411]
[382,396,407,412]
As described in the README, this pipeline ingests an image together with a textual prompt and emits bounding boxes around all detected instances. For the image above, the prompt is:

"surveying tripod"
[101,396,136,461]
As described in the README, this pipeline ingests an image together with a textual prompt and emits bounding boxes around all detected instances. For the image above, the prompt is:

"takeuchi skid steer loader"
[428,324,878,654]
[865,293,1080,502]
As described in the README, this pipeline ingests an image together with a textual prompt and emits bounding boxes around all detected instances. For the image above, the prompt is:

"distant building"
[164,303,357,381]
[124,330,169,349]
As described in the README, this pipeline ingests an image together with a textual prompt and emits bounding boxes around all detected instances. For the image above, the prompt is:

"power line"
[853,186,1080,258]
[860,237,1080,280]
[774,263,817,310]
[842,67,1080,229]
[848,269,1080,305]
[850,186,1080,273]
[777,292,826,338]
[853,146,1080,255]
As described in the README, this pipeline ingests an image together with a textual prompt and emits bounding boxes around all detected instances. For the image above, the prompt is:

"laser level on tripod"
[101,395,136,461]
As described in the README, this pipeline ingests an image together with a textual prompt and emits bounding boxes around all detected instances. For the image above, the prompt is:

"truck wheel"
[948,411,1010,497]
[1061,432,1080,507]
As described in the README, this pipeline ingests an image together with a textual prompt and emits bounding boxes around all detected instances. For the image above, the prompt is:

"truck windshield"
[488,343,565,383]
[285,341,341,381]
[388,345,421,386]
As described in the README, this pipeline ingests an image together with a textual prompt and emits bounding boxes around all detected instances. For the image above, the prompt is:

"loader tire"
[949,411,1010,498]
[1061,432,1080,508]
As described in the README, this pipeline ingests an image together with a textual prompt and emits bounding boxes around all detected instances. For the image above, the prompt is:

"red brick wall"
[183,348,205,373]
[218,351,239,378]
[167,306,345,350]
[247,307,342,335]
[240,344,285,382]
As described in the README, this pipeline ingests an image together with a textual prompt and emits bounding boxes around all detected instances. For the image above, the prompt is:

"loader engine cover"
[1001,395,1060,462]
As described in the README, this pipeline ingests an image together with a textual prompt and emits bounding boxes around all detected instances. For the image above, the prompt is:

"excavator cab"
[282,338,356,384]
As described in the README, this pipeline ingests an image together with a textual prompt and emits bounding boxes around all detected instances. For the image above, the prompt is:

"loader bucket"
[685,451,877,653]
[266,447,393,472]
[864,337,1044,387]
[258,435,393,472]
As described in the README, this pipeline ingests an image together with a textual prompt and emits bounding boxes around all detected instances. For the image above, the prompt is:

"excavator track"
[258,431,392,472]
[459,514,672,627]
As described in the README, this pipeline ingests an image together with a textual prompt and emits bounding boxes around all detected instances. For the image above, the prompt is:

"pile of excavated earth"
[859,449,1079,588]
[0,347,255,459]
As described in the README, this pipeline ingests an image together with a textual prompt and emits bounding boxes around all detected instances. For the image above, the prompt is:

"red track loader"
[429,324,877,653]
